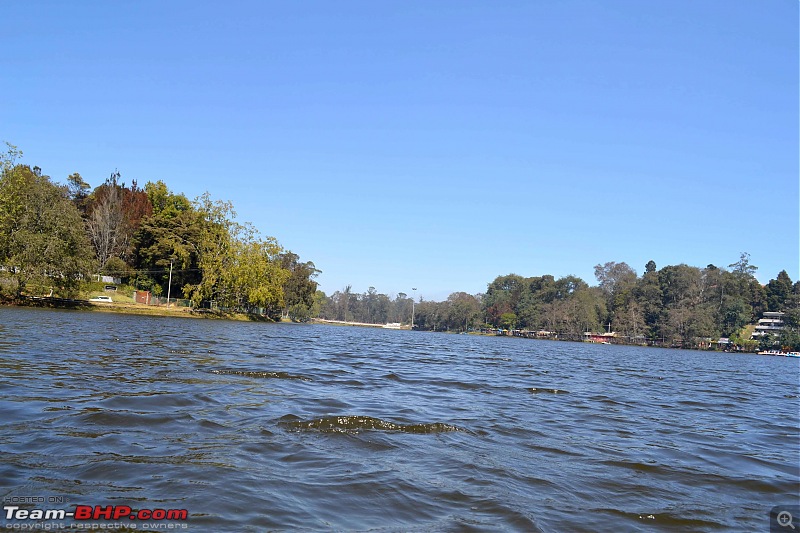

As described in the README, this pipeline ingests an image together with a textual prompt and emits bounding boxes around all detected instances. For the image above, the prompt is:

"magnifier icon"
[778,511,796,529]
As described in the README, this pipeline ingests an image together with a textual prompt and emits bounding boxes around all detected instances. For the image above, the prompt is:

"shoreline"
[310,318,411,329]
[1,298,278,322]
[0,300,781,355]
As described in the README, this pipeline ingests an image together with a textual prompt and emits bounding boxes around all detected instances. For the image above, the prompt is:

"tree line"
[315,255,799,350]
[0,142,319,320]
[3,141,796,348]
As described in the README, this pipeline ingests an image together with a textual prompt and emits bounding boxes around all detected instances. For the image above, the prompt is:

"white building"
[751,311,785,338]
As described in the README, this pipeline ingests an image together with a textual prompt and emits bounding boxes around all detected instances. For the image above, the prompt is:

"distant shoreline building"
[751,311,785,338]
[583,331,616,344]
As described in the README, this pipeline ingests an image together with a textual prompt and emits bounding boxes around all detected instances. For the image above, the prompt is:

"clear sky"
[3,1,798,301]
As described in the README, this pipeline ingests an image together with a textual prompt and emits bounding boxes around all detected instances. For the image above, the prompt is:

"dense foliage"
[316,256,799,350]
[0,143,318,320]
[2,141,796,348]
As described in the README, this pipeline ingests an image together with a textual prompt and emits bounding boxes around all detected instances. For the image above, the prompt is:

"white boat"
[757,350,800,357]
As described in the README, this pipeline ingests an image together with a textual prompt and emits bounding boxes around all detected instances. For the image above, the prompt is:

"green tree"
[446,292,481,331]
[728,252,758,277]
[132,207,202,296]
[66,172,91,216]
[719,296,751,337]
[0,165,95,297]
[222,232,289,317]
[0,142,22,174]
[635,267,662,339]
[185,193,236,306]
[279,251,320,321]
[499,312,517,330]
[484,274,525,326]
[145,180,192,216]
[765,270,793,312]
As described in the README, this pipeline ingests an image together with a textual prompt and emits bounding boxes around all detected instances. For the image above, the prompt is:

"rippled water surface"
[1,307,798,531]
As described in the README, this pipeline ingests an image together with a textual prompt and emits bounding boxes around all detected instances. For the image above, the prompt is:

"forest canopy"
[315,257,799,351]
[1,141,797,348]
[0,142,318,320]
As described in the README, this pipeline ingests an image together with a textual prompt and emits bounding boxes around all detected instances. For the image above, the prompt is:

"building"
[583,331,616,344]
[751,311,785,338]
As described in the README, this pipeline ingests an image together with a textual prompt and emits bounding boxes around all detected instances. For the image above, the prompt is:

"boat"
[757,350,800,357]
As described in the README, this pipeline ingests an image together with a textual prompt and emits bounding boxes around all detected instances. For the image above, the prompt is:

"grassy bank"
[4,297,278,322]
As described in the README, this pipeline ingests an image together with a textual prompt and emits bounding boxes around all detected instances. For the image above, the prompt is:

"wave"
[210,369,311,381]
[278,414,467,434]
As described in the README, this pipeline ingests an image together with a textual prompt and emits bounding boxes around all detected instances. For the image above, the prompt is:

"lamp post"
[411,287,417,329]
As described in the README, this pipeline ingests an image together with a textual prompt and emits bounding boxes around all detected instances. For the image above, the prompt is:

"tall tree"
[0,142,22,174]
[86,171,125,267]
[765,270,793,312]
[66,172,91,211]
[0,165,95,296]
[222,230,289,317]
[279,251,320,321]
[86,172,152,267]
[728,252,758,277]
[185,193,236,306]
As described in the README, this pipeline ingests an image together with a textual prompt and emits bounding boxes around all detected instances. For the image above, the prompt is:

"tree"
[145,180,192,216]
[0,142,22,174]
[185,193,236,306]
[279,251,320,321]
[484,274,526,326]
[0,165,95,297]
[614,299,646,341]
[719,296,751,337]
[594,261,637,325]
[446,292,481,331]
[571,287,606,335]
[728,252,758,277]
[222,231,289,317]
[765,270,793,312]
[132,206,202,296]
[87,173,124,267]
[86,172,152,267]
[499,312,517,330]
[66,172,91,206]
[594,261,637,296]
[635,266,662,339]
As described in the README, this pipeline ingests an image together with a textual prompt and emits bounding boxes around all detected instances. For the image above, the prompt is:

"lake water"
[1,307,798,531]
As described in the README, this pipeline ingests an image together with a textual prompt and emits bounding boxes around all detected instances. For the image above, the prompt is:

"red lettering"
[113,506,132,520]
[167,509,189,520]
[94,505,114,520]
[138,509,151,520]
[74,506,92,520]
[151,509,166,520]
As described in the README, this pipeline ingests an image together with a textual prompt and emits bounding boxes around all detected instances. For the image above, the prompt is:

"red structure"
[133,290,151,305]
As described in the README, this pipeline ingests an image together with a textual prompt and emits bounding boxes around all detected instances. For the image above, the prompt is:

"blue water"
[1,306,798,531]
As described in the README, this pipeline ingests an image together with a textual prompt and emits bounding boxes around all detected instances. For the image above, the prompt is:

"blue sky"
[2,1,797,300]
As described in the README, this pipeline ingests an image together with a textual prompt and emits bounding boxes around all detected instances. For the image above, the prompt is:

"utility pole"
[166,259,173,307]
[411,287,417,329]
